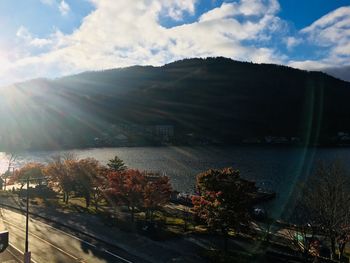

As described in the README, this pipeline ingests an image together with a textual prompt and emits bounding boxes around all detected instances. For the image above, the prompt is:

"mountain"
[323,66,350,82]
[1,57,350,151]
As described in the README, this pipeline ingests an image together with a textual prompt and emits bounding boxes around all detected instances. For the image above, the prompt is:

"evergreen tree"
[107,156,127,172]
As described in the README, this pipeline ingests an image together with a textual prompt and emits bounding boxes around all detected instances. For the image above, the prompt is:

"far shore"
[4,142,350,154]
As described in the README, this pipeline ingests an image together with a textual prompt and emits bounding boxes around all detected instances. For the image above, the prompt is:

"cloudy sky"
[0,0,349,86]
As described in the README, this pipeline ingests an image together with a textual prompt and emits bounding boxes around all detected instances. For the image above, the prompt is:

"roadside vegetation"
[1,155,350,262]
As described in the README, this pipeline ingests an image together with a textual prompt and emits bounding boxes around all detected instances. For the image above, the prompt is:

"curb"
[7,243,38,263]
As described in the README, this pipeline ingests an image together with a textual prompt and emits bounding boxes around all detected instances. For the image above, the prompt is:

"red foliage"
[105,170,172,221]
[143,175,172,213]
[10,162,45,188]
[192,168,256,231]
[106,170,146,216]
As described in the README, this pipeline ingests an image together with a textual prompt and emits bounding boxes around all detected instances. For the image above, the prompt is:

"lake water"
[1,146,349,218]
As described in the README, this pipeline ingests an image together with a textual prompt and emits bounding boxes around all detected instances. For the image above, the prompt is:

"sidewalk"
[0,195,204,263]
[0,245,24,263]
[0,250,20,263]
[0,252,18,262]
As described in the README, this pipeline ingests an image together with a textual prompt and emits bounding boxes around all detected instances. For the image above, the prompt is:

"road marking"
[30,223,133,263]
[0,208,134,263]
[102,249,133,263]
[30,218,97,249]
[2,219,84,262]
[23,214,98,249]
[8,242,39,263]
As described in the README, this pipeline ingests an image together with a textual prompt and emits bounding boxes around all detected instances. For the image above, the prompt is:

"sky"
[0,0,349,86]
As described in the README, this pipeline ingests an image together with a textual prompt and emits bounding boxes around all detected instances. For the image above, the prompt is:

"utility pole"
[24,176,31,263]
[18,175,43,263]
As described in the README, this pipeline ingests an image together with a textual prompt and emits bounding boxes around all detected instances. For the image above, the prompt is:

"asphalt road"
[0,208,136,263]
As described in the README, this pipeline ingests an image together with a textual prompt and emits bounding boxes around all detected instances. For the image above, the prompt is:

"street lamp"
[18,175,45,263]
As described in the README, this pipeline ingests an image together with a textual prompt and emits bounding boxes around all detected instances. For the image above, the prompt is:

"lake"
[1,146,349,218]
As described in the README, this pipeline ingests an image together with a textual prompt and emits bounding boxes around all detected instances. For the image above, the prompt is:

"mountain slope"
[323,66,350,82]
[1,57,349,150]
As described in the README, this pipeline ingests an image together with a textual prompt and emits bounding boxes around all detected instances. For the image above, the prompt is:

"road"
[0,208,137,263]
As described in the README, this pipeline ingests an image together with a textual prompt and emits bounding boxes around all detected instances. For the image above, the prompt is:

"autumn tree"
[192,167,257,251]
[67,158,103,208]
[2,153,17,190]
[44,155,75,204]
[11,162,45,190]
[107,156,127,172]
[143,174,172,222]
[105,169,146,222]
[91,165,109,211]
[294,160,350,260]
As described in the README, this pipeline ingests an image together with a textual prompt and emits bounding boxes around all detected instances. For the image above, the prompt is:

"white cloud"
[16,26,31,39]
[0,0,286,85]
[161,0,197,20]
[288,60,330,71]
[59,0,70,16]
[239,0,280,16]
[300,6,350,50]
[200,0,280,22]
[299,6,350,67]
[40,0,71,16]
[2,0,348,86]
[16,26,53,48]
[284,36,301,50]
[287,6,350,71]
[199,2,239,22]
[301,6,350,36]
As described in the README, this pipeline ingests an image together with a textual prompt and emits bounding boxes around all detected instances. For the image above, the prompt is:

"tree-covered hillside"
[0,57,349,150]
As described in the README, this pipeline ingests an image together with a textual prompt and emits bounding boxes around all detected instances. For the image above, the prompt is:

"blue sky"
[0,0,349,85]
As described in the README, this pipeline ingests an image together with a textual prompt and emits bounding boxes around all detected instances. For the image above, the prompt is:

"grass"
[53,197,102,214]
[0,189,206,239]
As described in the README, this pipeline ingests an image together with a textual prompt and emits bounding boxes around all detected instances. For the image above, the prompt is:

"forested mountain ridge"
[1,57,349,150]
[323,66,350,82]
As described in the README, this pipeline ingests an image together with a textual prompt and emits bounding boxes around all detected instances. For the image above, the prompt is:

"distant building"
[264,136,289,144]
[113,122,174,142]
[338,132,347,137]
[291,137,301,143]
[154,125,174,137]
[337,132,350,142]
[243,137,261,144]
[113,134,128,144]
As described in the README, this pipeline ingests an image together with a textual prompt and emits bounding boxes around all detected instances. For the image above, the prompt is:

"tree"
[44,155,75,204]
[11,162,45,190]
[45,155,108,208]
[91,165,108,211]
[107,156,127,172]
[2,153,17,190]
[105,169,145,222]
[294,160,350,260]
[67,158,101,208]
[143,174,172,222]
[192,168,257,251]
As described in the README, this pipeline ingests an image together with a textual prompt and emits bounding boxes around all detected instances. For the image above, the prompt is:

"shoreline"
[5,142,350,154]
